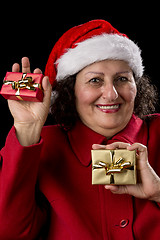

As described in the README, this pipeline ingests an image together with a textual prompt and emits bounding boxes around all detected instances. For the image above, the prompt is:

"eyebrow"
[85,70,132,76]
[85,71,104,75]
[115,71,131,75]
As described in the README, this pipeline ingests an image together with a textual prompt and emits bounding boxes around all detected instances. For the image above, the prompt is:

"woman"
[0,19,160,239]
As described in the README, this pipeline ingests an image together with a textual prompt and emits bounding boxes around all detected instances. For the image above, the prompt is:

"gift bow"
[92,150,132,184]
[92,157,132,174]
[3,73,42,100]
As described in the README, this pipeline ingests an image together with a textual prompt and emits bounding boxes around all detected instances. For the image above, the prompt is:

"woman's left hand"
[92,142,160,203]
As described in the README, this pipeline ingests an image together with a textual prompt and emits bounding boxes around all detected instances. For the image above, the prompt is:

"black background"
[0,3,159,148]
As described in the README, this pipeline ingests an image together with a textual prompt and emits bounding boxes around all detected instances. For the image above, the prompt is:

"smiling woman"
[51,61,157,131]
[74,60,137,137]
[0,19,160,240]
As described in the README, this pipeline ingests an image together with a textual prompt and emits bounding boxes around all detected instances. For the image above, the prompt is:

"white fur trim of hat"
[56,34,144,80]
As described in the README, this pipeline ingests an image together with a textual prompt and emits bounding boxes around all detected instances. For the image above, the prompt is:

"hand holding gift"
[92,142,160,203]
[1,57,52,146]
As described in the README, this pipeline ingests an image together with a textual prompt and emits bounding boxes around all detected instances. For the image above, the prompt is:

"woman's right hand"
[8,57,52,146]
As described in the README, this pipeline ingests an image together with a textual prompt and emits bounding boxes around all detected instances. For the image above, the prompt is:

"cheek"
[75,84,100,107]
[119,83,137,103]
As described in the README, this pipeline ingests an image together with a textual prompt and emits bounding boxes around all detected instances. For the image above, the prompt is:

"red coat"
[0,114,160,240]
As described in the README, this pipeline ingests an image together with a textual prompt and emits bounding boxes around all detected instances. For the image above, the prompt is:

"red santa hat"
[45,19,144,87]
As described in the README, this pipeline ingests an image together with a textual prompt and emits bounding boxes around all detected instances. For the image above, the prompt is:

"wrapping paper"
[92,149,136,185]
[0,72,44,102]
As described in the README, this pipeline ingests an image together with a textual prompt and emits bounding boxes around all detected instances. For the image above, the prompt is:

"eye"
[88,78,103,86]
[115,76,129,83]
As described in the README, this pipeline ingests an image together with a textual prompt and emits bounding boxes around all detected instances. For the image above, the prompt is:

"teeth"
[97,104,119,109]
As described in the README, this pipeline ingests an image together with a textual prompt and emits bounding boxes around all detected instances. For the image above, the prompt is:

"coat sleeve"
[147,114,160,208]
[0,127,47,240]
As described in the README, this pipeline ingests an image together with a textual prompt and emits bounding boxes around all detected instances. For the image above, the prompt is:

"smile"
[96,104,121,113]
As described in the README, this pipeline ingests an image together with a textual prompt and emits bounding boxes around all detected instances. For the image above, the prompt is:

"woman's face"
[75,60,137,137]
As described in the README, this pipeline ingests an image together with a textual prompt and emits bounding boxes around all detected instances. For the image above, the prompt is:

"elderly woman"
[0,19,160,240]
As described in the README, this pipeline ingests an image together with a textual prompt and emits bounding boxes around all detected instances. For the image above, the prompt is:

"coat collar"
[67,115,148,166]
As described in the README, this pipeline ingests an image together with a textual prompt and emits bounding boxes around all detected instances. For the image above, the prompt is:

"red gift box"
[0,72,44,102]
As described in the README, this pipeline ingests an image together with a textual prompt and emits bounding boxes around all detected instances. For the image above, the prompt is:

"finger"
[33,68,42,74]
[92,144,106,150]
[127,143,147,154]
[92,142,131,150]
[42,76,51,91]
[105,142,131,150]
[12,63,20,72]
[104,184,136,195]
[42,76,52,106]
[127,143,148,169]
[21,57,31,73]
[104,185,120,192]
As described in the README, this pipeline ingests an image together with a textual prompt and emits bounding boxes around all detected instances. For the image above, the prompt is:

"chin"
[98,122,121,130]
[97,117,127,131]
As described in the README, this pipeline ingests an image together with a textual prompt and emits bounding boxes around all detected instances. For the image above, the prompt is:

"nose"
[101,83,118,102]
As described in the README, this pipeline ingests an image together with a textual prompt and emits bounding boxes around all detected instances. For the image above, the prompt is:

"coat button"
[119,219,129,228]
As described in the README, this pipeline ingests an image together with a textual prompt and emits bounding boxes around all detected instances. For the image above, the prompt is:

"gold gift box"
[91,149,136,185]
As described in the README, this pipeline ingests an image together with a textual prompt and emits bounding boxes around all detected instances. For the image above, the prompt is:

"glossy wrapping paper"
[92,149,137,185]
[0,72,44,102]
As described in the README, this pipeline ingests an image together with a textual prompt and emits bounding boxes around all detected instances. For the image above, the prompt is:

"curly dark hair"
[50,74,158,129]
[134,75,158,118]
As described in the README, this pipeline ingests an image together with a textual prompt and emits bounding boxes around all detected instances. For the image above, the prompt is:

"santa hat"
[45,19,144,87]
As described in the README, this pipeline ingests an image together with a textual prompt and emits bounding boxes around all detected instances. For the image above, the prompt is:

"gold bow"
[92,150,132,184]
[3,73,42,100]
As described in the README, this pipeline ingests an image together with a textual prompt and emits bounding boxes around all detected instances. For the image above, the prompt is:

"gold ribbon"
[3,73,42,100]
[92,150,132,184]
